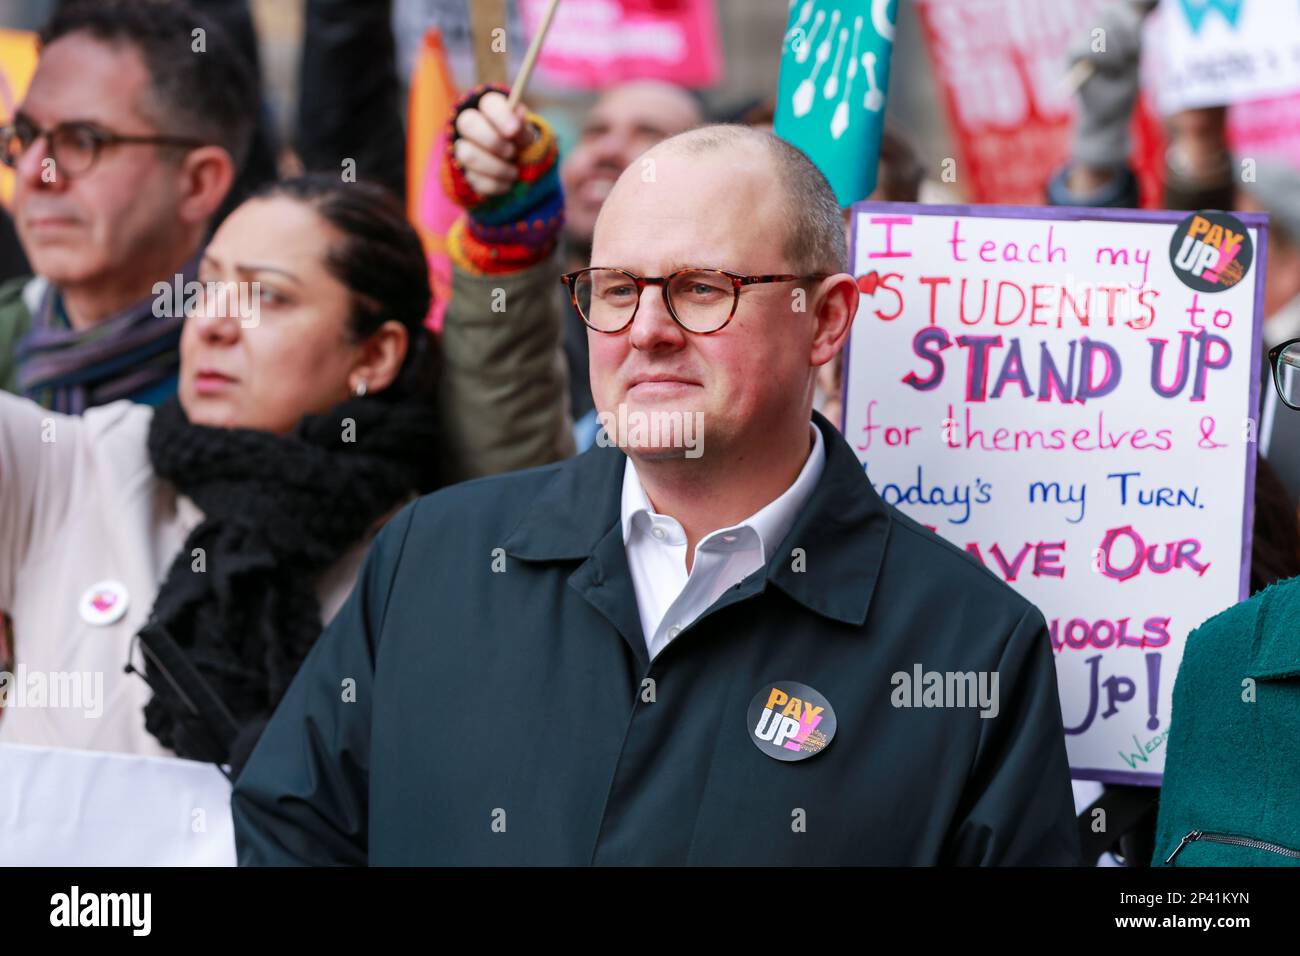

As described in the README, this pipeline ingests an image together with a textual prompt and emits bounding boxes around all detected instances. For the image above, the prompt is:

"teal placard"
[775,0,896,206]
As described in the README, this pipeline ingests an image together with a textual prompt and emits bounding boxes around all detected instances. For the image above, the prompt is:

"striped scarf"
[14,261,195,414]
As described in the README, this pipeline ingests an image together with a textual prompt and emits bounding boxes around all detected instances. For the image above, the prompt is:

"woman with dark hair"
[138,173,446,769]
[0,91,572,771]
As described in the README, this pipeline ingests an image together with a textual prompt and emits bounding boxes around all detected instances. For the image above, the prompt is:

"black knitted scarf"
[138,394,441,767]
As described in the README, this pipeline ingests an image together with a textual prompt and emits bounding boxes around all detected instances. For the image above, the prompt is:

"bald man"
[234,126,1079,866]
[560,82,703,424]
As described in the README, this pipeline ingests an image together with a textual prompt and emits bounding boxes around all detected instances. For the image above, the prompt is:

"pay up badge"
[747,680,836,762]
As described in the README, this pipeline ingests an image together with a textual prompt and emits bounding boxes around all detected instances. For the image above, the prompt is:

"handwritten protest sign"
[1148,0,1300,114]
[518,0,722,89]
[843,203,1265,783]
[914,0,1164,208]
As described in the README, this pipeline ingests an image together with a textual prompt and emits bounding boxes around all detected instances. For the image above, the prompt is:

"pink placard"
[519,0,722,90]
[1228,92,1300,172]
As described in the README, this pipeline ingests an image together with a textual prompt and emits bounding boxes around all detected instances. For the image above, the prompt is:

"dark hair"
[40,0,258,172]
[250,174,440,405]
[1250,455,1300,594]
[876,126,924,203]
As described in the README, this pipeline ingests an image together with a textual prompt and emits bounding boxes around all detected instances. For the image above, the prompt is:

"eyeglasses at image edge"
[1269,337,1300,410]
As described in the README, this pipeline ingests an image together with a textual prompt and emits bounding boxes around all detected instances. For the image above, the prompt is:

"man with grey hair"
[233,125,1080,866]
[0,0,258,411]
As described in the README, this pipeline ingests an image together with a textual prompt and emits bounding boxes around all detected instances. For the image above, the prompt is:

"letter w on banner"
[775,1,897,205]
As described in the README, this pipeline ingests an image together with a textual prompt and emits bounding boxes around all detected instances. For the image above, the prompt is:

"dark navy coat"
[233,413,1080,865]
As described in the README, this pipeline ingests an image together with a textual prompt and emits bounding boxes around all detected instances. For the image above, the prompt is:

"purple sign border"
[842,201,1269,787]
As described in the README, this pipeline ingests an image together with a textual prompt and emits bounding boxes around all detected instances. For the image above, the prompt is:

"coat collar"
[1249,578,1300,679]
[503,411,892,629]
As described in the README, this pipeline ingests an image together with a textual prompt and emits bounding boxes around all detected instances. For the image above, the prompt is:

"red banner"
[915,0,1164,208]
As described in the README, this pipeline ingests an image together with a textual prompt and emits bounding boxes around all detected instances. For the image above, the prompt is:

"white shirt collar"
[620,422,826,566]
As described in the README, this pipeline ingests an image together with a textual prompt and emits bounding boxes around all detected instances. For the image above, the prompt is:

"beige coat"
[0,257,573,756]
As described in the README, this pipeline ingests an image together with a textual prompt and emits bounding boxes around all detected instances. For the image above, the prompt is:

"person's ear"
[809,274,859,367]
[349,320,410,395]
[175,145,236,226]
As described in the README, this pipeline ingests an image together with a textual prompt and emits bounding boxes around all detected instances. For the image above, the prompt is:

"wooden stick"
[469,0,509,87]
[508,0,562,109]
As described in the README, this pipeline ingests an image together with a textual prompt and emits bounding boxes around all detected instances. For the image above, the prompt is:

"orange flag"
[0,29,39,209]
[406,28,460,333]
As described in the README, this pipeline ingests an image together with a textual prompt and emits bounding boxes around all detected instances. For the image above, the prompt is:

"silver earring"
[352,379,368,397]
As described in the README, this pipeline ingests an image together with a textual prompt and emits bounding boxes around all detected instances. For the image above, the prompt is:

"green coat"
[1153,576,1300,866]
[0,259,574,481]
[437,258,574,481]
[0,275,32,396]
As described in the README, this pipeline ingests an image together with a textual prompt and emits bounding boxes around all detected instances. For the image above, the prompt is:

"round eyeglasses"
[0,116,208,179]
[561,267,829,335]
[1271,338,1300,410]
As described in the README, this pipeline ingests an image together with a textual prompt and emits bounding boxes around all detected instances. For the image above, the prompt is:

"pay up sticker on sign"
[841,203,1266,784]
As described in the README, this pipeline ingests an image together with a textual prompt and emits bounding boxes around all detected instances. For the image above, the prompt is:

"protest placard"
[914,0,1164,207]
[1228,91,1300,172]
[843,202,1265,783]
[1148,0,1300,114]
[406,28,460,333]
[518,0,722,89]
[775,0,896,206]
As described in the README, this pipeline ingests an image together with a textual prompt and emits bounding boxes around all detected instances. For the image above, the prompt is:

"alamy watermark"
[152,274,261,328]
[596,403,705,459]
[890,663,1000,719]
[0,666,103,718]
[50,886,150,935]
